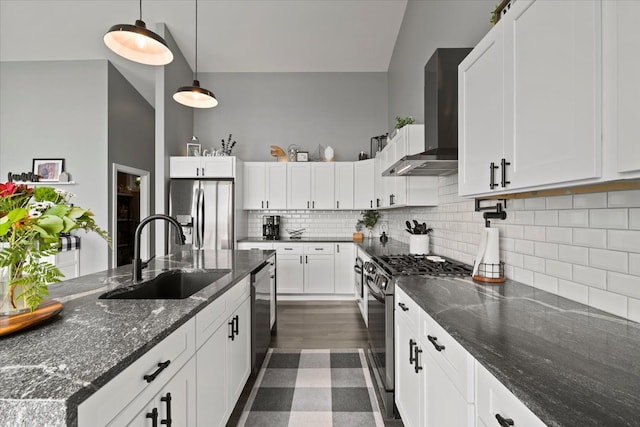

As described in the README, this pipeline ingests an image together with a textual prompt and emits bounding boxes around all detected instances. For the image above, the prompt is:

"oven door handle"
[366,279,386,304]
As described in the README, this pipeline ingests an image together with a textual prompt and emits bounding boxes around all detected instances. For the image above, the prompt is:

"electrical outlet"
[379,221,388,233]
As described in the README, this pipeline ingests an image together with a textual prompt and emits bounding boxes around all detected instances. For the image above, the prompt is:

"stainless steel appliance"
[384,48,472,177]
[262,215,280,240]
[169,179,234,250]
[354,256,364,315]
[365,254,472,418]
[251,260,272,374]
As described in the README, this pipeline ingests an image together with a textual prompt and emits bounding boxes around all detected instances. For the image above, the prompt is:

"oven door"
[354,257,363,299]
[366,275,394,392]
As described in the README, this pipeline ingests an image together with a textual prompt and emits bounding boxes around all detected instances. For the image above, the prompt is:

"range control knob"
[377,276,389,290]
[364,262,376,274]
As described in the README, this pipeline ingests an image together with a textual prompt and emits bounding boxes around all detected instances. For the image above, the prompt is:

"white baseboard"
[277,294,356,301]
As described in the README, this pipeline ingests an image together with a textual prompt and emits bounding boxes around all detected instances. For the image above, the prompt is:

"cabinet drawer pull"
[305,255,308,264]
[284,247,293,251]
[489,162,498,189]
[267,200,269,209]
[427,335,445,352]
[307,201,310,209]
[413,346,423,373]
[229,318,235,340]
[233,315,239,336]
[160,393,172,426]
[146,408,159,427]
[312,201,315,209]
[300,255,303,264]
[143,360,171,383]
[495,414,515,427]
[398,302,409,312]
[409,339,416,364]
[337,244,340,253]
[261,201,264,209]
[337,200,339,209]
[370,200,373,208]
[315,248,324,251]
[500,158,511,188]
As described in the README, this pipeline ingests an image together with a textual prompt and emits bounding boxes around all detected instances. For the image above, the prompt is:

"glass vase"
[367,227,373,239]
[0,266,28,316]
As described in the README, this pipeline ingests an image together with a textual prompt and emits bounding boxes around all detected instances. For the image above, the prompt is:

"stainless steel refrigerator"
[169,179,234,251]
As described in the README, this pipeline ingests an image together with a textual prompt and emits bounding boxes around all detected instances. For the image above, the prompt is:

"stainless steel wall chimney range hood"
[384,48,471,177]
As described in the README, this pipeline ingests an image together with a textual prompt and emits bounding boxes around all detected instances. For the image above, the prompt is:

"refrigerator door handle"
[198,188,205,250]
[190,184,200,249]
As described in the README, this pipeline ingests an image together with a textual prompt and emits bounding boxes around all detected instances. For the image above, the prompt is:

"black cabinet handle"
[409,339,416,364]
[146,408,159,427]
[376,198,380,207]
[307,201,310,209]
[495,413,515,427]
[201,167,205,176]
[299,255,303,264]
[312,201,315,209]
[284,247,293,250]
[233,315,239,336]
[305,255,308,264]
[266,200,269,209]
[414,346,423,373]
[261,201,264,209]
[390,194,395,205]
[489,162,499,189]
[398,302,409,312]
[501,158,511,188]
[196,168,200,177]
[229,318,235,340]
[427,335,445,352]
[337,200,339,209]
[370,200,373,208]
[143,360,171,383]
[160,393,172,427]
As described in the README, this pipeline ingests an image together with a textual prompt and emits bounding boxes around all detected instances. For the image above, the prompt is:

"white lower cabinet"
[334,243,354,294]
[304,244,335,294]
[476,362,545,427]
[395,308,422,427]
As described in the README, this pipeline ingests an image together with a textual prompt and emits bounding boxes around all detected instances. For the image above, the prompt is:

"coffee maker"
[262,215,280,240]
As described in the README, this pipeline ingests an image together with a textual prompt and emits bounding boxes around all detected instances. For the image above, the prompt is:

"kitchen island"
[0,249,273,427]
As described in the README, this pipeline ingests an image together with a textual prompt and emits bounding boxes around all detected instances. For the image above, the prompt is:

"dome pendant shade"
[173,80,218,108]
[104,19,173,65]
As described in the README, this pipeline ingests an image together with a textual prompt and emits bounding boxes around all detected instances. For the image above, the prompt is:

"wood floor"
[271,301,369,349]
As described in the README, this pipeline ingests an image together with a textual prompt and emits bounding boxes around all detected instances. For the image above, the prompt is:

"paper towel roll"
[483,228,500,265]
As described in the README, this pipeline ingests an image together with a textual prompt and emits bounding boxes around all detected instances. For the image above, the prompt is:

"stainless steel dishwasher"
[251,261,271,374]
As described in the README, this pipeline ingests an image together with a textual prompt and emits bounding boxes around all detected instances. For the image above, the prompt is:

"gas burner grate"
[377,254,473,277]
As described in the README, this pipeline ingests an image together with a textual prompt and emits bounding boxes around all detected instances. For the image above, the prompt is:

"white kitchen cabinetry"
[170,156,235,178]
[304,244,335,293]
[354,159,375,209]
[275,243,304,293]
[287,163,312,209]
[196,276,251,427]
[334,243,355,294]
[476,362,545,427]
[243,162,286,210]
[334,162,354,210]
[42,249,80,280]
[237,242,274,251]
[311,163,335,209]
[459,0,602,197]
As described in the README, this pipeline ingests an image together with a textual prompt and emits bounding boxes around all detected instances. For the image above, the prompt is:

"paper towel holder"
[475,199,507,227]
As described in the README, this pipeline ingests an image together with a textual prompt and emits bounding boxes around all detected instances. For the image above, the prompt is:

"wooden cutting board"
[0,300,63,337]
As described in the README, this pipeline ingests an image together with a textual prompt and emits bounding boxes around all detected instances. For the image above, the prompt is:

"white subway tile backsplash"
[523,255,545,273]
[559,210,589,227]
[504,225,525,239]
[524,225,546,242]
[513,267,533,286]
[515,211,535,225]
[545,195,573,210]
[608,190,640,208]
[607,272,640,299]
[589,248,628,273]
[545,260,573,280]
[590,209,628,229]
[535,210,559,226]
[573,228,607,248]
[573,265,607,289]
[630,254,640,276]
[589,288,628,318]
[533,272,558,293]
[504,251,524,268]
[558,280,589,304]
[514,239,535,255]
[630,209,640,230]
[534,242,558,259]
[558,245,589,265]
[629,298,640,323]
[545,227,572,244]
[608,230,640,253]
[573,192,607,209]
[525,198,546,210]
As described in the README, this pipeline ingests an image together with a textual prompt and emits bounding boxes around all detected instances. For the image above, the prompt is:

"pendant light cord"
[194,0,198,80]
[139,0,142,21]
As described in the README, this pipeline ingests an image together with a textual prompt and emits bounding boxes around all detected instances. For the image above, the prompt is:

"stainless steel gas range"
[364,254,472,418]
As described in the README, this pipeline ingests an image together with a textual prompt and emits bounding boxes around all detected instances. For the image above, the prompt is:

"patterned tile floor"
[237,349,385,427]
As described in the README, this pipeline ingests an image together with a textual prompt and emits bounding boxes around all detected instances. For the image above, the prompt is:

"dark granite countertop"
[239,236,354,243]
[0,249,274,427]
[396,275,640,426]
[356,238,409,257]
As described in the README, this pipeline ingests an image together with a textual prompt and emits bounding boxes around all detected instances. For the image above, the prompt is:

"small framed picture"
[296,151,309,162]
[32,158,64,182]
[187,143,201,157]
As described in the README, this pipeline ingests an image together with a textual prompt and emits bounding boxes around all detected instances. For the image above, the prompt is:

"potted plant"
[358,210,381,239]
[0,182,110,315]
[394,116,415,129]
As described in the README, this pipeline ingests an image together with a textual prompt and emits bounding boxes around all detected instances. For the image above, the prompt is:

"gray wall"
[107,62,156,264]
[193,72,388,162]
[0,60,110,275]
[154,24,195,255]
[387,0,494,130]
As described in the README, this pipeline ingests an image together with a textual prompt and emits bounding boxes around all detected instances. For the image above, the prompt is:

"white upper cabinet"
[334,163,354,210]
[459,22,505,197]
[354,159,375,210]
[603,1,640,176]
[459,0,604,197]
[311,163,335,209]
[170,157,235,178]
[243,162,286,210]
[503,0,601,189]
[287,163,312,209]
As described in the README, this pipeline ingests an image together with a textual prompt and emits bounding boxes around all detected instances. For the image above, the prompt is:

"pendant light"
[173,0,218,108]
[104,0,173,66]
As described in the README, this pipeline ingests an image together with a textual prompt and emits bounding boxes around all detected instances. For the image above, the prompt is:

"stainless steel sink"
[99,269,231,300]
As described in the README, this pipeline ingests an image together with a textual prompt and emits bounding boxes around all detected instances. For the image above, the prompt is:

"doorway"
[112,164,150,268]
